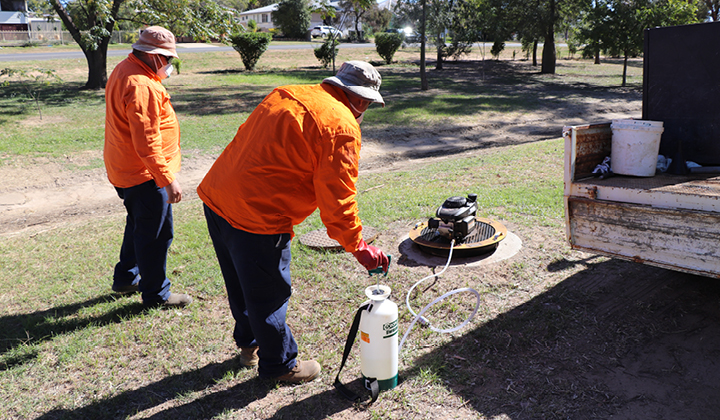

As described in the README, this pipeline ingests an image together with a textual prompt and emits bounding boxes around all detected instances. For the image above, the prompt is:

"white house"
[238,1,347,35]
[0,0,28,31]
[238,4,278,32]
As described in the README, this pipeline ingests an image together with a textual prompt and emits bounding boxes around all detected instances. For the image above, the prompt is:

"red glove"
[352,239,389,273]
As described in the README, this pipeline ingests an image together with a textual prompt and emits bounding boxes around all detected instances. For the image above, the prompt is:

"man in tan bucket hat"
[104,26,191,308]
[197,61,389,383]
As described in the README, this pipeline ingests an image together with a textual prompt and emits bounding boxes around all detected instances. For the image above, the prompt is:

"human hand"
[165,179,182,204]
[351,239,389,273]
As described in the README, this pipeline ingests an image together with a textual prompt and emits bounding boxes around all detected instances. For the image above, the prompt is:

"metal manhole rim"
[408,217,508,250]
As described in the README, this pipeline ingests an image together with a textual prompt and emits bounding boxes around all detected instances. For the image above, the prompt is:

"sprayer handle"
[368,254,391,277]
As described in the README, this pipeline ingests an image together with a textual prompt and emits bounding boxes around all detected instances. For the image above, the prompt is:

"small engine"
[427,194,478,241]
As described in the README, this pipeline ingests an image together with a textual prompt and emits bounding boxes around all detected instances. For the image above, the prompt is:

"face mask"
[348,100,365,125]
[158,63,173,79]
[153,55,173,80]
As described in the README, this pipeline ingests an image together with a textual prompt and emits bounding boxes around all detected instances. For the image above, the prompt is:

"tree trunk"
[594,50,600,64]
[85,46,110,90]
[622,53,628,87]
[436,35,443,70]
[541,31,556,73]
[532,40,538,66]
[540,0,556,74]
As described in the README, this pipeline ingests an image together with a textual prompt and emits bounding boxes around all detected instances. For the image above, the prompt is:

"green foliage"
[272,0,312,39]
[364,4,392,33]
[230,32,273,70]
[491,41,504,60]
[247,19,258,33]
[341,0,375,42]
[131,0,242,42]
[575,0,699,85]
[374,32,404,64]
[170,57,182,74]
[46,0,243,88]
[313,37,340,68]
[311,0,337,21]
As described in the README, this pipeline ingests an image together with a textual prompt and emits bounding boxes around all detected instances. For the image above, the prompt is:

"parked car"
[404,31,425,44]
[311,25,342,38]
[384,27,425,44]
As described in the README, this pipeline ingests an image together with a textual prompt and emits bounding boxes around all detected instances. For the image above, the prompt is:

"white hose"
[398,239,481,353]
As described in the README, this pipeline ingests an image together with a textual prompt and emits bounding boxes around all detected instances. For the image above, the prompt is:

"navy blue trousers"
[204,204,298,378]
[113,180,172,304]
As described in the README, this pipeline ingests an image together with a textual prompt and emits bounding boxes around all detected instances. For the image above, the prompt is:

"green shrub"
[374,32,404,64]
[247,19,258,33]
[314,37,340,68]
[230,32,273,71]
[491,41,504,60]
[170,57,182,74]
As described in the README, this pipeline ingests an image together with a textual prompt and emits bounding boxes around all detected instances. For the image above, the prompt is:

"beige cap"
[132,26,178,59]
[322,61,384,107]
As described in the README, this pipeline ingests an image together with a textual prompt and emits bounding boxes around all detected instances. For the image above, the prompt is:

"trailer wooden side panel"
[567,197,720,278]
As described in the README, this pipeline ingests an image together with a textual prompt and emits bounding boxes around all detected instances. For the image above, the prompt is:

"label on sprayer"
[383,319,398,339]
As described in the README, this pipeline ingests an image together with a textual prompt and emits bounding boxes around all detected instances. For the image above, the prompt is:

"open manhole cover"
[299,226,379,250]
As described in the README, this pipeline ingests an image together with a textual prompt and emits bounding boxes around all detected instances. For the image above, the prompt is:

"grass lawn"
[0,43,644,419]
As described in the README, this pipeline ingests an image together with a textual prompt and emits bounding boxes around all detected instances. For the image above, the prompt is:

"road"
[0,42,377,62]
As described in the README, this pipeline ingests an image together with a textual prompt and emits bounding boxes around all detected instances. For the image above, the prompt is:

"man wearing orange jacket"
[198,61,389,383]
[104,26,191,307]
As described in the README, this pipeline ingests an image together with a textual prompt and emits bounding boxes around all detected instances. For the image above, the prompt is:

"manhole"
[408,217,507,258]
[299,226,379,250]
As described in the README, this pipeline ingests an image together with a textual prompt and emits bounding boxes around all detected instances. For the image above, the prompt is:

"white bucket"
[611,119,664,177]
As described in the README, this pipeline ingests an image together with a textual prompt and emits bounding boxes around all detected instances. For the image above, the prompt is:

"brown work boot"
[275,360,321,383]
[238,346,259,367]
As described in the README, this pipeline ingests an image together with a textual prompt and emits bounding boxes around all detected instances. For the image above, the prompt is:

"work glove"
[352,239,389,273]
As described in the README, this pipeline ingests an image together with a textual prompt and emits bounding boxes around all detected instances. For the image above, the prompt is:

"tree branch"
[49,0,86,53]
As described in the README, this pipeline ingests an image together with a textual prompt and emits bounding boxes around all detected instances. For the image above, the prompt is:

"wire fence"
[0,30,139,47]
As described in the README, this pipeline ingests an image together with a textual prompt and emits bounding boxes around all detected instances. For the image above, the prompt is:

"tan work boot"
[276,360,321,383]
[145,293,193,308]
[164,293,192,307]
[239,346,259,367]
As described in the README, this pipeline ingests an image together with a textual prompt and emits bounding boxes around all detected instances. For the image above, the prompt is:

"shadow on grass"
[22,258,720,419]
[404,258,720,419]
[0,295,146,371]
[0,81,102,120]
[35,359,272,420]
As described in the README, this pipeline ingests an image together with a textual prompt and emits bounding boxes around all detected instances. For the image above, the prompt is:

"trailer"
[563,22,720,279]
[563,122,720,278]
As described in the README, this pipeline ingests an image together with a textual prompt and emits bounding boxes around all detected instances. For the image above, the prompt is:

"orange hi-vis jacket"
[104,53,180,189]
[198,83,365,252]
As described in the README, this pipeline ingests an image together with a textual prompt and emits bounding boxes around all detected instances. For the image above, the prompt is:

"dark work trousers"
[203,204,298,378]
[113,180,173,304]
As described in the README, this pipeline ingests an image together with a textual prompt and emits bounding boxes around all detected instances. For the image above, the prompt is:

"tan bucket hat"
[132,26,178,59]
[323,61,384,107]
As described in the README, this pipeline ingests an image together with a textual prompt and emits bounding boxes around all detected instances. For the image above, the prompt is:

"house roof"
[239,1,341,16]
[239,4,278,15]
